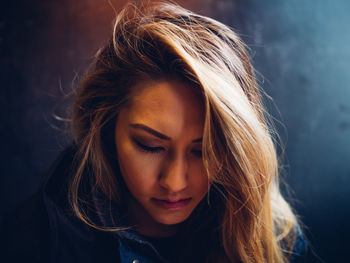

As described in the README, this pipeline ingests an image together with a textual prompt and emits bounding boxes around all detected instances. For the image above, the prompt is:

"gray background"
[1,0,349,262]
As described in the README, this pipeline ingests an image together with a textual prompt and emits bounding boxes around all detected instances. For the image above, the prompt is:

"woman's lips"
[151,197,192,210]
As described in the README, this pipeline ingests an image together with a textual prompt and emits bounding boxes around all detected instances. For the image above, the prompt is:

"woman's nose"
[159,156,188,193]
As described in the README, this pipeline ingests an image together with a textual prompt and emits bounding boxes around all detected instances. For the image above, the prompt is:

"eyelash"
[133,139,202,157]
[192,150,202,158]
[134,140,165,153]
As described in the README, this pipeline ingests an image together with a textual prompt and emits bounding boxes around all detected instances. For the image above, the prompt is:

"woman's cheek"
[123,143,163,182]
[189,161,208,191]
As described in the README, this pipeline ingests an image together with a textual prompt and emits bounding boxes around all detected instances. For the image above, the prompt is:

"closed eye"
[192,149,202,158]
[133,139,165,154]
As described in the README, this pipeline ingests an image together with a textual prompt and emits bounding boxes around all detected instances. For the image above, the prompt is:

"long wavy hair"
[69,1,298,262]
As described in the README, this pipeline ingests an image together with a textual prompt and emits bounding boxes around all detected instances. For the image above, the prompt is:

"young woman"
[2,2,307,262]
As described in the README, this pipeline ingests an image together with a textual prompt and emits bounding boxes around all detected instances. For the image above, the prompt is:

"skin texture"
[115,79,208,237]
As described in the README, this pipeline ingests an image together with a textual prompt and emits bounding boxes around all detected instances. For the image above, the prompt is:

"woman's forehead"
[123,79,204,138]
[130,79,203,113]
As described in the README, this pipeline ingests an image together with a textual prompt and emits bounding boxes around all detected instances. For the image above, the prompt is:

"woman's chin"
[151,211,190,226]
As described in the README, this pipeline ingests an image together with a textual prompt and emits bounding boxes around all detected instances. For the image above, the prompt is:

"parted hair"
[69,1,298,262]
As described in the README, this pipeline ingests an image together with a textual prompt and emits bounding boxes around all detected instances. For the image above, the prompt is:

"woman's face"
[115,79,208,237]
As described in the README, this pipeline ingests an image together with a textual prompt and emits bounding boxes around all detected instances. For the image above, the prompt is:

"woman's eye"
[192,149,202,158]
[134,139,165,154]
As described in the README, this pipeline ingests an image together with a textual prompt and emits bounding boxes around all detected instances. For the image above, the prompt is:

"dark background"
[1,0,349,262]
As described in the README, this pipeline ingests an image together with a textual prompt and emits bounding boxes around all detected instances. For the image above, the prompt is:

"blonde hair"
[70,1,298,262]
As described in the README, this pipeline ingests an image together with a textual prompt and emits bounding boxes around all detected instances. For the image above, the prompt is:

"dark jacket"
[1,146,308,263]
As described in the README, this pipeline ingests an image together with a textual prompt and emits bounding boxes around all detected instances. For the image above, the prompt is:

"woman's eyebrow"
[130,123,170,140]
[129,123,202,142]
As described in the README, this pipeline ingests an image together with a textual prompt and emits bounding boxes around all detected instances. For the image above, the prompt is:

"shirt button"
[132,260,140,263]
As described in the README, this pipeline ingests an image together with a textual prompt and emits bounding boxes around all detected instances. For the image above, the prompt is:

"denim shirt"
[104,225,307,263]
[118,231,169,263]
[114,226,306,263]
